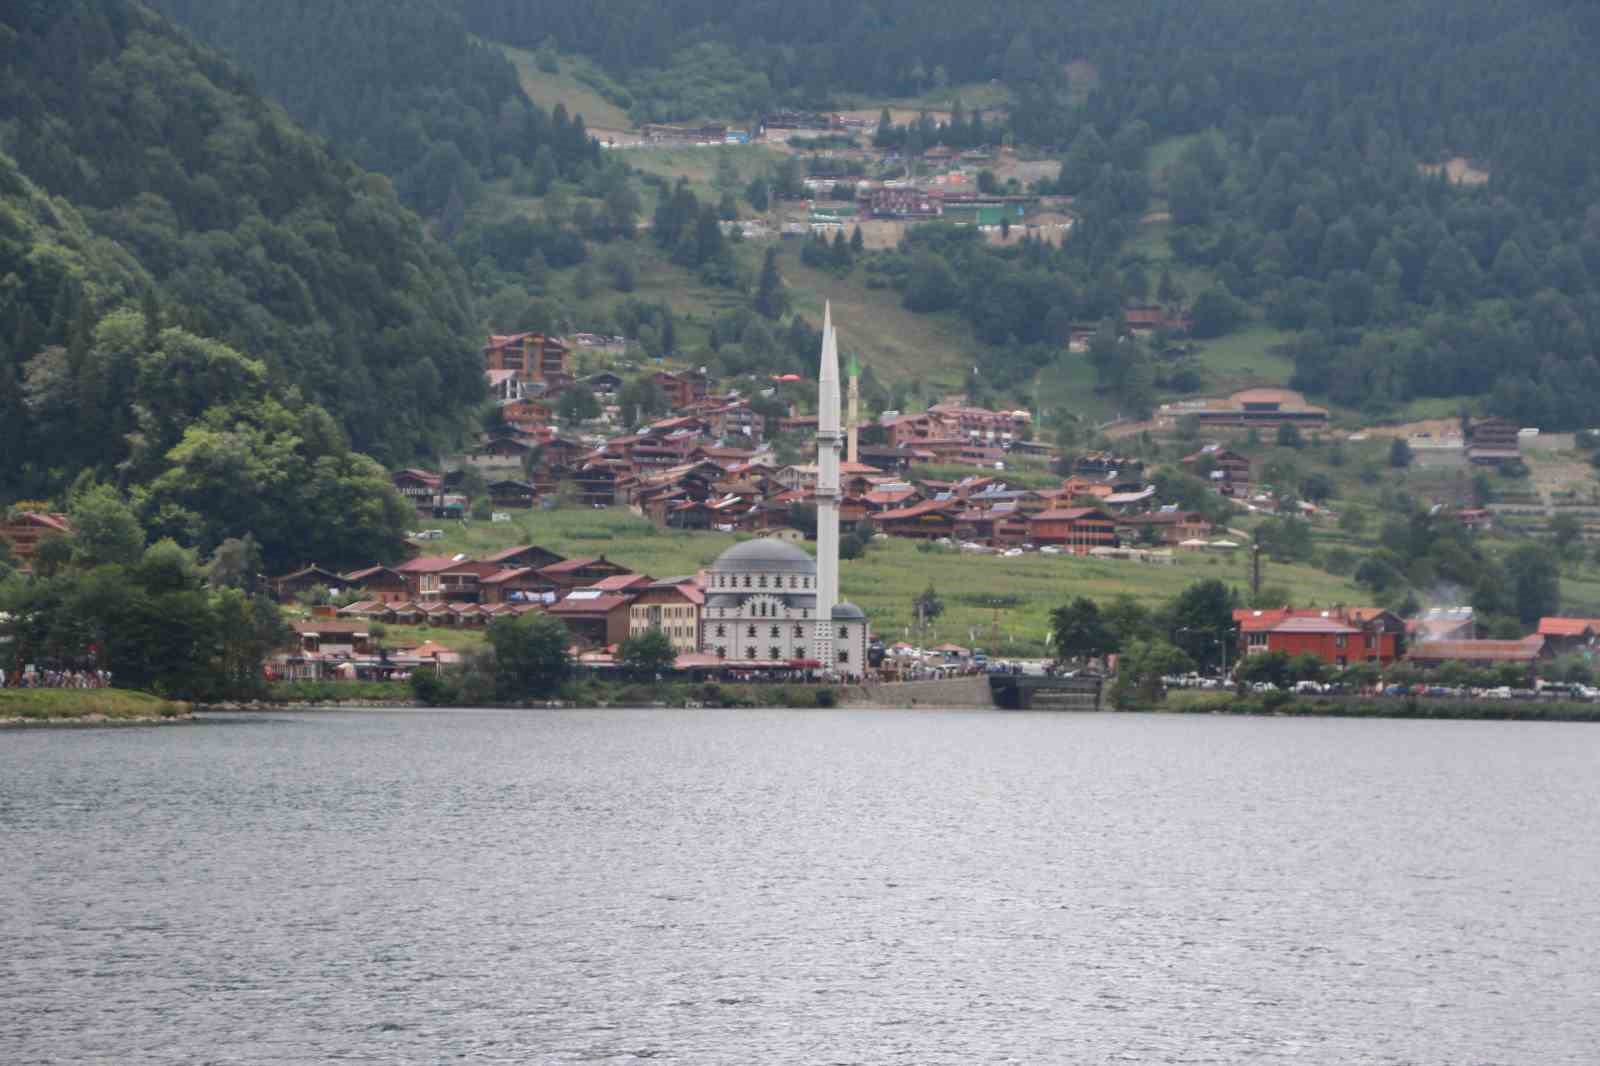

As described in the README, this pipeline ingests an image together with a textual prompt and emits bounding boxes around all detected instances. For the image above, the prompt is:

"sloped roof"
[1409,637,1545,662]
[1537,617,1600,637]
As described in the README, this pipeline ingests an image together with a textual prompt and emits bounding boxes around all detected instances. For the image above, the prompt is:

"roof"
[540,556,621,574]
[1031,507,1113,522]
[710,537,817,573]
[547,592,632,615]
[589,574,651,592]
[1536,617,1600,637]
[292,621,367,636]
[395,556,464,574]
[875,500,956,522]
[832,602,866,620]
[1269,617,1360,635]
[1408,637,1545,662]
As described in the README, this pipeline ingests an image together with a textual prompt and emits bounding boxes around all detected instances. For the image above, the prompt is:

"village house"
[539,555,633,590]
[628,580,705,654]
[1406,636,1548,676]
[1467,417,1522,467]
[0,511,72,565]
[1123,305,1193,336]
[391,469,442,512]
[1192,388,1330,431]
[1026,507,1119,553]
[1535,617,1600,655]
[1235,607,1407,669]
[487,479,538,509]
[483,332,572,386]
[874,498,958,540]
[1409,607,1478,642]
[1117,510,1212,546]
[546,590,635,648]
[340,566,410,605]
[270,564,349,603]
[478,567,558,606]
[1181,445,1252,496]
[653,370,711,409]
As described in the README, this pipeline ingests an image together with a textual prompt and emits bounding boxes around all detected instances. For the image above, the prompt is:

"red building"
[0,511,72,565]
[1026,508,1119,554]
[483,333,572,386]
[1235,608,1406,669]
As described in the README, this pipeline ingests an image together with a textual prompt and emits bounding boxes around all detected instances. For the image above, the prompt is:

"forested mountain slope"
[463,0,1600,426]
[148,0,602,215]
[1,0,485,468]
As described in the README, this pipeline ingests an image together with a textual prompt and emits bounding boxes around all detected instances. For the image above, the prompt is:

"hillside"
[0,0,485,471]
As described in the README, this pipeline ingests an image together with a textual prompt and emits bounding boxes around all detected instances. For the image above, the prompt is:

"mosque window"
[839,650,850,664]
[743,575,751,588]
[747,648,757,659]
[758,575,767,588]
[769,646,781,660]
[838,626,849,639]
[746,625,757,638]
[716,646,726,659]
[715,624,726,638]
[794,625,804,638]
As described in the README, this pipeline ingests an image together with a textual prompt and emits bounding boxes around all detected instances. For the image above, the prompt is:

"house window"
[1335,635,1347,649]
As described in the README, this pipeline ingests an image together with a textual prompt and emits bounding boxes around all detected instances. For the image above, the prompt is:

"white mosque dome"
[710,537,817,574]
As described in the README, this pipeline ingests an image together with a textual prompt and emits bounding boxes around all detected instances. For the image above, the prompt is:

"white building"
[700,538,866,677]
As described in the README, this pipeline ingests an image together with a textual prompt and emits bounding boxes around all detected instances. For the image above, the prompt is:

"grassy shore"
[1153,690,1600,722]
[0,688,190,723]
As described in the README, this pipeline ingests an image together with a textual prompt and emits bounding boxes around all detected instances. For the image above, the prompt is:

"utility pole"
[1251,532,1263,599]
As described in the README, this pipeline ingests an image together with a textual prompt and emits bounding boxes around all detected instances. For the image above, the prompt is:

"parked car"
[1040,546,1062,556]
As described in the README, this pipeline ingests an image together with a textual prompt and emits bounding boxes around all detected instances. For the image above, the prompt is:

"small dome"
[710,537,817,574]
[832,602,866,620]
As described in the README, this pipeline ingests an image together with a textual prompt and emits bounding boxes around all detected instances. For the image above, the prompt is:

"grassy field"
[784,255,975,388]
[624,145,785,204]
[1192,324,1299,391]
[500,44,634,131]
[408,506,1366,655]
[0,689,188,722]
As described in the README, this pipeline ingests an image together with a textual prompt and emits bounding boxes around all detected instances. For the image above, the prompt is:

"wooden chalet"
[539,555,633,590]
[1026,508,1119,554]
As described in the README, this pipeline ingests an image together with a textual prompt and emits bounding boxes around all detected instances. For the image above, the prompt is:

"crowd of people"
[0,667,112,689]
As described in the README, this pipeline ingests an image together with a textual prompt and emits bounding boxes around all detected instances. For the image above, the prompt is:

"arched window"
[716,646,726,659]
[838,626,849,639]
[770,625,780,639]
[769,646,781,660]
[839,649,850,664]
[746,625,757,638]
[746,647,757,659]
[743,575,751,588]
[758,575,768,588]
[794,625,804,638]
[715,624,726,638]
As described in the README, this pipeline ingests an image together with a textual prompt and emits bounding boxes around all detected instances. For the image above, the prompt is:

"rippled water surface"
[3,708,1599,1064]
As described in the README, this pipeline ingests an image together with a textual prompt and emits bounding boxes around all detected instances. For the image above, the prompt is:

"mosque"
[701,305,867,679]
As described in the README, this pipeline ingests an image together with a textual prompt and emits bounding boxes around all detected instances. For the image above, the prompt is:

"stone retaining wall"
[838,676,993,709]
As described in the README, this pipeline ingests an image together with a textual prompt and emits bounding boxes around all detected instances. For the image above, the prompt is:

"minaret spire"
[814,302,843,673]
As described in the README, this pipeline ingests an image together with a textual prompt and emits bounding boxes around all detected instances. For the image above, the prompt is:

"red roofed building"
[1026,508,1118,554]
[1235,607,1406,668]
[1407,636,1548,673]
[0,511,72,565]
[483,332,572,386]
[1535,617,1600,654]
[546,590,634,648]
[874,499,958,540]
[539,555,633,590]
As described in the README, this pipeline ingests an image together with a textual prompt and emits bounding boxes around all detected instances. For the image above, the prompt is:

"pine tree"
[755,247,787,319]
[850,225,864,254]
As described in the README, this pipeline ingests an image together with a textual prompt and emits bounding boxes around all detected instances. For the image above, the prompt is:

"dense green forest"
[0,0,469,566]
[459,1,1600,426]
[146,0,602,215]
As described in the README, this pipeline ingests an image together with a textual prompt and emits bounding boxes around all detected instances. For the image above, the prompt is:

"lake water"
[3,708,1599,1064]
